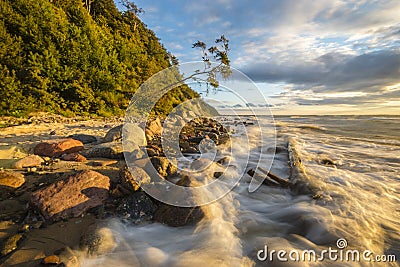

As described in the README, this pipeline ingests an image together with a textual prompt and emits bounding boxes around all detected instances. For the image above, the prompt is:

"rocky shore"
[0,113,235,266]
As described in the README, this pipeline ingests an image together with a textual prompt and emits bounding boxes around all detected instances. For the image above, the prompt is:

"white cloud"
[136,0,400,113]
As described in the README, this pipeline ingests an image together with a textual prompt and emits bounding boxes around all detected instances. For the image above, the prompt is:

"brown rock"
[153,175,209,227]
[153,204,208,227]
[68,134,97,144]
[146,147,158,157]
[13,154,44,169]
[145,118,162,140]
[122,123,147,146]
[0,233,24,257]
[31,170,110,221]
[43,255,60,265]
[82,142,127,159]
[116,192,157,222]
[182,147,199,154]
[119,164,151,192]
[103,125,123,143]
[150,157,177,177]
[61,153,87,162]
[0,170,25,188]
[34,139,84,157]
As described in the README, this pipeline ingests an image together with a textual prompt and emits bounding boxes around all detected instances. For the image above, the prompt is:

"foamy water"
[82,116,400,267]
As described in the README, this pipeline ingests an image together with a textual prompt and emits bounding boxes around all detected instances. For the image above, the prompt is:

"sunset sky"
[124,0,400,115]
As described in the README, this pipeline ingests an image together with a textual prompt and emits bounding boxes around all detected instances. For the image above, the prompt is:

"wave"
[82,116,399,266]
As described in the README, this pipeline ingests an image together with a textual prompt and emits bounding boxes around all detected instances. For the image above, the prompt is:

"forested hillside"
[0,0,198,117]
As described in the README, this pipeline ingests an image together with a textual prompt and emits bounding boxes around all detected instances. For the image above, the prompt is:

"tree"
[119,0,143,31]
[83,0,93,12]
[191,35,231,94]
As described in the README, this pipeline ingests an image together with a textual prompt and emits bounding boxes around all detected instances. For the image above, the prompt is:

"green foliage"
[0,0,194,117]
[192,35,231,93]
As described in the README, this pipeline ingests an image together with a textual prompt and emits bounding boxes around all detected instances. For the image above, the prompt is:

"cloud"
[166,42,183,50]
[245,103,256,107]
[136,0,400,113]
[242,50,400,90]
[258,103,274,107]
[241,49,400,107]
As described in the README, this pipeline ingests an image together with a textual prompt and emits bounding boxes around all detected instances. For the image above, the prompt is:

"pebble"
[0,233,24,257]
[43,255,61,265]
[19,224,31,233]
[0,170,25,188]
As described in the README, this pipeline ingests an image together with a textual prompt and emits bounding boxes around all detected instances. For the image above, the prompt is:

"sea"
[82,115,400,267]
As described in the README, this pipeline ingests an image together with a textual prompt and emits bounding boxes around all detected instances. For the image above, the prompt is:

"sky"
[121,0,400,115]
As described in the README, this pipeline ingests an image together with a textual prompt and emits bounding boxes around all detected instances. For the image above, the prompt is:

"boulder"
[179,140,190,150]
[153,175,209,227]
[0,170,25,188]
[104,123,146,145]
[68,134,97,144]
[123,141,145,161]
[103,125,123,143]
[80,226,116,256]
[13,154,44,169]
[218,133,230,145]
[123,123,147,146]
[61,153,87,162]
[182,147,199,154]
[34,139,84,157]
[117,192,157,222]
[146,147,159,157]
[150,157,177,177]
[206,132,219,142]
[83,141,143,160]
[31,170,110,221]
[82,142,124,159]
[145,118,162,140]
[119,164,151,192]
[153,204,208,227]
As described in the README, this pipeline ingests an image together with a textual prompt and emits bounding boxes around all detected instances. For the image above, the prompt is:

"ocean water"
[82,115,400,267]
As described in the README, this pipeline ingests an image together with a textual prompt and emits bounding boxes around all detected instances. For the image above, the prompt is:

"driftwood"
[247,167,289,188]
[246,138,317,195]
